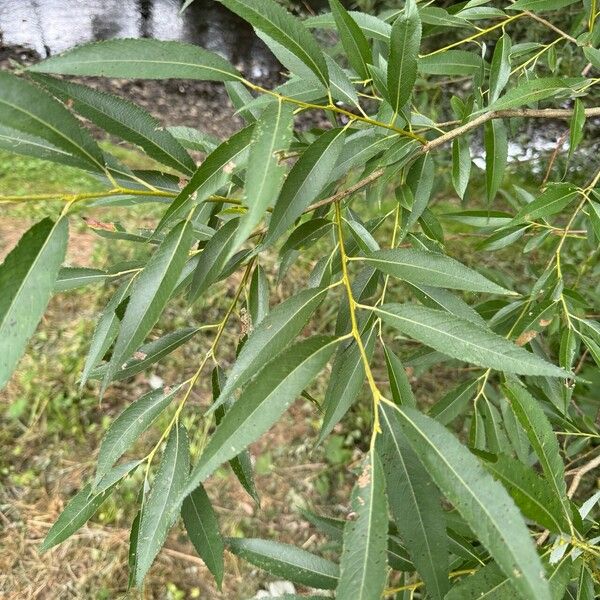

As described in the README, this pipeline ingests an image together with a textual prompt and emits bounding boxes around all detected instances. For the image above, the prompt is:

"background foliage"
[1,0,599,598]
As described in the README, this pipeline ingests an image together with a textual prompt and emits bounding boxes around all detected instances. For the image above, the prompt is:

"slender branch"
[522,9,578,44]
[422,107,600,153]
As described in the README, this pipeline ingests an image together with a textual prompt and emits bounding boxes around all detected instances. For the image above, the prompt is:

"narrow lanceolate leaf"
[484,78,584,113]
[32,75,196,175]
[387,0,421,114]
[80,278,133,388]
[452,136,471,200]
[212,286,329,412]
[28,38,240,81]
[211,367,259,504]
[0,218,68,390]
[484,454,571,534]
[54,267,109,292]
[265,127,346,246]
[93,386,182,487]
[384,345,416,407]
[378,404,448,599]
[182,484,224,588]
[392,405,551,600]
[511,183,578,225]
[429,379,478,425]
[155,124,254,235]
[182,336,339,500]
[419,50,482,76]
[235,101,295,248]
[374,304,568,377]
[248,264,269,328]
[226,538,338,589]
[489,33,511,105]
[0,123,89,169]
[103,220,193,390]
[503,379,571,524]
[445,562,514,600]
[189,219,239,303]
[485,119,507,203]
[0,72,104,171]
[362,248,511,294]
[508,0,579,13]
[405,153,434,229]
[90,327,199,382]
[337,453,387,600]
[40,462,135,552]
[329,0,371,80]
[568,99,585,161]
[135,423,190,585]
[219,0,329,87]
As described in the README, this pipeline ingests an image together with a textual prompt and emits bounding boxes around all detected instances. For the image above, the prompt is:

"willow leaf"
[362,248,512,294]
[135,423,189,585]
[28,38,240,81]
[374,304,567,377]
[32,74,196,175]
[387,0,421,114]
[181,336,339,500]
[265,127,346,245]
[0,71,104,171]
[219,0,329,87]
[392,405,551,600]
[0,218,68,390]
[337,453,387,600]
[226,538,338,589]
[102,220,193,390]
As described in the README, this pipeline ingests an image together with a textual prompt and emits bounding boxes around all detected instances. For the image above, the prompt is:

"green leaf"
[235,100,295,248]
[384,345,416,407]
[362,248,512,294]
[484,119,507,203]
[484,78,584,113]
[29,38,240,81]
[226,537,338,589]
[91,327,199,382]
[212,286,329,411]
[568,99,585,161]
[429,379,478,425]
[452,136,471,200]
[80,279,133,389]
[93,386,182,487]
[32,75,196,175]
[374,304,567,377]
[337,453,387,600]
[189,219,240,303]
[135,422,190,585]
[387,0,421,114]
[155,124,254,235]
[305,11,392,42]
[329,0,371,80]
[318,321,377,443]
[391,404,551,600]
[0,217,68,390]
[40,462,137,552]
[0,71,104,171]
[484,454,571,533]
[102,219,193,390]
[182,336,338,500]
[219,0,329,87]
[419,50,482,76]
[508,0,579,11]
[168,126,219,153]
[511,183,579,225]
[489,33,512,104]
[248,264,269,327]
[502,379,571,524]
[0,123,90,169]
[405,153,434,230]
[281,218,333,255]
[265,127,346,245]
[445,562,514,599]
[211,367,260,504]
[225,81,260,123]
[54,267,109,292]
[378,403,449,599]
[182,484,224,588]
